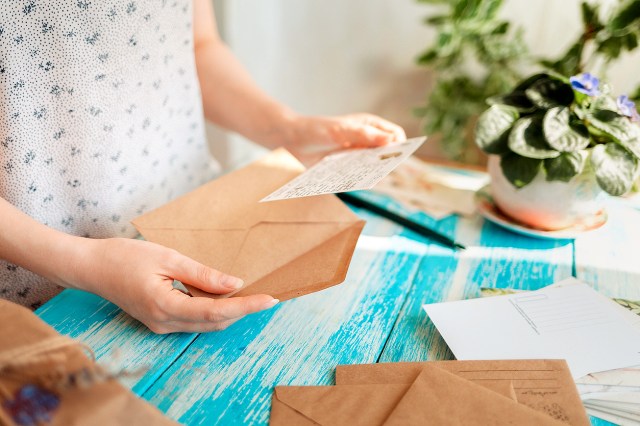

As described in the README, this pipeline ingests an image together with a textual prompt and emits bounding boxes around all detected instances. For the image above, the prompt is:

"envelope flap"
[270,392,317,426]
[336,360,590,426]
[132,148,359,230]
[130,228,249,275]
[274,384,410,426]
[383,366,567,426]
[217,220,364,300]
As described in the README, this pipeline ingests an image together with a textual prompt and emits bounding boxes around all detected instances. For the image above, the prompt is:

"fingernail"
[223,276,244,289]
[264,299,279,309]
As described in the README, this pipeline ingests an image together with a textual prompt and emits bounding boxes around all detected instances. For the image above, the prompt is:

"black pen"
[337,192,466,251]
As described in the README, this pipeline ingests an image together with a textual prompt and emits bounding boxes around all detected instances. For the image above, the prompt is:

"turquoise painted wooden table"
[35,189,640,426]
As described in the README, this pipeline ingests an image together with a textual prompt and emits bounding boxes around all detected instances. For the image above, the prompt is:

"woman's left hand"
[284,113,406,164]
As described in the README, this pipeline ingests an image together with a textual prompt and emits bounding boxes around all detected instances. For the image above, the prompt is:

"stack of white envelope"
[575,358,640,424]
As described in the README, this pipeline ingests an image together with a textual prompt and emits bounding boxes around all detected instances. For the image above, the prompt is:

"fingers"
[169,252,244,295]
[344,125,394,148]
[159,290,278,324]
[351,113,406,142]
[340,114,407,148]
[368,117,407,142]
[161,318,239,333]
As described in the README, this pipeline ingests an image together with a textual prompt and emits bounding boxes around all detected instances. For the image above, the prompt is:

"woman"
[0,0,405,333]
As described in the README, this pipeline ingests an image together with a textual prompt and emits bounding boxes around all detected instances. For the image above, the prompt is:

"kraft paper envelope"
[270,384,411,426]
[270,380,517,426]
[269,365,564,426]
[336,359,590,426]
[0,300,177,426]
[132,148,365,301]
[384,366,566,425]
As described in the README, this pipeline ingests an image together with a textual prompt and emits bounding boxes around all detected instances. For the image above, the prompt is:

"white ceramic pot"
[487,155,605,230]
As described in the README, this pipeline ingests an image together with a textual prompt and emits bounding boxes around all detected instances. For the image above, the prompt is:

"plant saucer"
[474,184,607,240]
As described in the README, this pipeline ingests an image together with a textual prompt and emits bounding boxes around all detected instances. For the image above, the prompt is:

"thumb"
[169,254,243,295]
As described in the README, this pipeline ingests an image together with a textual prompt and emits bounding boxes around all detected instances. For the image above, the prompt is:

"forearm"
[0,197,84,288]
[191,0,405,164]
[193,0,297,149]
[195,40,297,149]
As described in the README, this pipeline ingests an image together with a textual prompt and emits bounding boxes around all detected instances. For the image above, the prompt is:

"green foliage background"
[416,0,640,161]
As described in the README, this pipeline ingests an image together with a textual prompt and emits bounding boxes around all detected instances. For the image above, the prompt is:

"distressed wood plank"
[141,211,427,425]
[378,198,620,426]
[378,213,574,363]
[36,186,629,426]
[36,288,197,395]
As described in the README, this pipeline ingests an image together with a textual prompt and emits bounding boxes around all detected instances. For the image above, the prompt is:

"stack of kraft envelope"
[132,149,365,301]
[270,360,591,426]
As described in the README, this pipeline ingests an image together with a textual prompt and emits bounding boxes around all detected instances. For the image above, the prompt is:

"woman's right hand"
[66,237,278,334]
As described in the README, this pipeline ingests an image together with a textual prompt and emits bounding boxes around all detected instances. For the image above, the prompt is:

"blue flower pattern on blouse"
[3,385,60,426]
[0,0,220,308]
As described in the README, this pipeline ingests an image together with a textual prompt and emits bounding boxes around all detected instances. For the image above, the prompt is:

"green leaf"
[574,106,588,120]
[581,2,603,31]
[544,151,587,182]
[425,15,449,25]
[591,143,638,195]
[589,109,640,157]
[610,0,640,31]
[482,0,504,20]
[597,36,624,59]
[475,105,519,154]
[491,22,510,35]
[631,85,640,103]
[514,73,550,92]
[543,107,591,152]
[415,0,528,161]
[539,59,561,73]
[539,42,585,76]
[417,48,438,64]
[508,116,560,159]
[487,92,536,112]
[500,153,542,188]
[590,94,619,112]
[453,0,480,19]
[624,32,639,50]
[612,297,640,316]
[526,78,575,108]
[437,31,452,48]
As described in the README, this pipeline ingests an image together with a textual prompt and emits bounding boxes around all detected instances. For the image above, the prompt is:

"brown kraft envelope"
[132,148,365,301]
[336,359,590,426]
[269,365,563,426]
[270,383,411,426]
[0,300,177,426]
[384,365,566,426]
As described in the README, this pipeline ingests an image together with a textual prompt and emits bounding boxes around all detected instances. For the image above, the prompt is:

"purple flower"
[617,95,640,122]
[570,73,601,96]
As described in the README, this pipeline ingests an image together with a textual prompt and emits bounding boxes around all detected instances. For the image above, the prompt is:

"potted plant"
[475,72,640,230]
[415,0,640,163]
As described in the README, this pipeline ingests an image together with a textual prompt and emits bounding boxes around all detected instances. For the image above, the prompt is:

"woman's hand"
[192,1,406,163]
[68,238,278,334]
[284,113,407,164]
